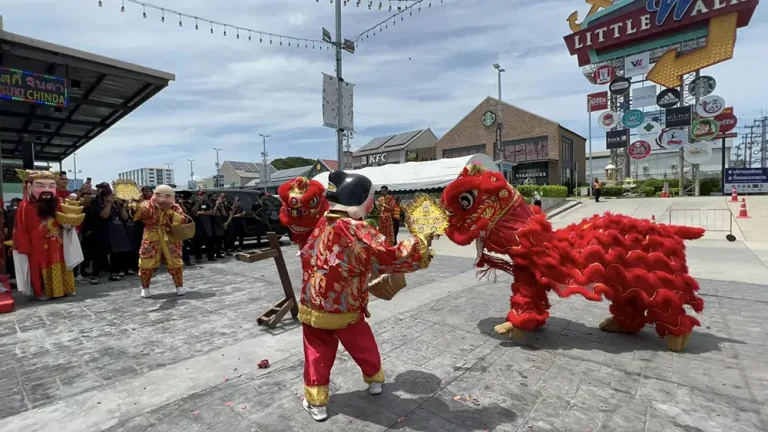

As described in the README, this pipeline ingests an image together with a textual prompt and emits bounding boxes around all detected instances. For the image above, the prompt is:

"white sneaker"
[302,399,328,422]
[176,287,186,296]
[140,288,152,298]
[369,382,383,395]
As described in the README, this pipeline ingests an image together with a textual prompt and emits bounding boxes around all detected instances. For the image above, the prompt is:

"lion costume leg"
[496,267,550,337]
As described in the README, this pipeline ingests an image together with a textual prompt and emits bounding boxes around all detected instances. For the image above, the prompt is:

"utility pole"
[213,148,222,187]
[73,153,78,182]
[334,0,345,172]
[760,115,767,168]
[345,131,352,169]
[187,159,195,182]
[259,134,270,193]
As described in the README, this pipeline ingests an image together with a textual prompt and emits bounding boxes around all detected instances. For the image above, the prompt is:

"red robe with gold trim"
[298,213,430,407]
[376,195,396,245]
[13,199,75,298]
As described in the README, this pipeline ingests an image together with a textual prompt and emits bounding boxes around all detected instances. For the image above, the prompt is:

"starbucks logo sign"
[481,111,497,127]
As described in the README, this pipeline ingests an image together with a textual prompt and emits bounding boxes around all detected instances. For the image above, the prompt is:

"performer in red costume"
[134,185,186,298]
[441,164,704,352]
[278,176,329,248]
[376,185,396,244]
[299,171,432,421]
[13,170,81,300]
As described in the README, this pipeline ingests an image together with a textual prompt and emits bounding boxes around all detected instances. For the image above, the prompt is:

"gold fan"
[404,194,449,239]
[113,179,141,201]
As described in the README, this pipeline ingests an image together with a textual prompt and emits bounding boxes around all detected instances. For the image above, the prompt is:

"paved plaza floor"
[2,199,768,431]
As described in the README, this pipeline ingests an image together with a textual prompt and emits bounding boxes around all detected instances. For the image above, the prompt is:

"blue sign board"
[724,168,768,194]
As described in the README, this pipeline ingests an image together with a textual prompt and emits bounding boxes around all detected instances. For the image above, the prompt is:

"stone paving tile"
[0,247,473,421]
[97,274,768,432]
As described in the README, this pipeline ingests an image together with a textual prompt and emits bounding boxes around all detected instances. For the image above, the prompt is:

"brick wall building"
[435,97,586,190]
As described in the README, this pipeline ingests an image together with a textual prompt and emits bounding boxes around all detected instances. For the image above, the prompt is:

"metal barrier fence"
[668,209,736,241]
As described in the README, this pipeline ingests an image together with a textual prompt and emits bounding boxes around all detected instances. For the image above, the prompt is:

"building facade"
[217,161,276,188]
[246,159,333,193]
[118,167,174,187]
[435,97,586,191]
[352,129,438,169]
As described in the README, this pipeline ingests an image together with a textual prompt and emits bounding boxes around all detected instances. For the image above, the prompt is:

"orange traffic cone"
[737,198,750,219]
[730,185,739,202]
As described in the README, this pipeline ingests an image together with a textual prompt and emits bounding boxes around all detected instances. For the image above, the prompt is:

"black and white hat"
[325,171,374,219]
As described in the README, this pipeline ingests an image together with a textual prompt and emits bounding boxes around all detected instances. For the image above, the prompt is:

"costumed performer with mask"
[299,171,433,422]
[134,185,186,298]
[13,170,82,300]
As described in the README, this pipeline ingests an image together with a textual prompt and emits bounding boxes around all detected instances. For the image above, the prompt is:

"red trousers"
[303,318,384,406]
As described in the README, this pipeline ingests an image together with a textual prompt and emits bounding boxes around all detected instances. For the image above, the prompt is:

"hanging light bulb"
[98,0,102,7]
[210,22,214,34]
[161,9,165,22]
[260,33,263,43]
[389,4,392,11]
[378,1,382,10]
[236,28,240,39]
[288,39,291,47]
[143,5,146,18]
[120,0,125,12]
[280,37,283,46]
[248,31,252,41]
[223,25,227,36]
[429,0,432,7]
[178,15,182,27]
[195,18,198,30]
[305,42,308,48]
[270,36,273,44]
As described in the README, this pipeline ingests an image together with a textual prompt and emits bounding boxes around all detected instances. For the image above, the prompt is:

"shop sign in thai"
[0,67,69,107]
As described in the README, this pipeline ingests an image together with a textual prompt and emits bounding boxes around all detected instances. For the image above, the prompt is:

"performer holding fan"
[299,171,432,422]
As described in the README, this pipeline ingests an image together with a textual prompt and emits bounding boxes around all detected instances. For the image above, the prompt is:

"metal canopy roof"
[0,22,175,163]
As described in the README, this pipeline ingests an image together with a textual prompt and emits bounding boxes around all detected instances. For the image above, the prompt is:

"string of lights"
[97,0,333,50]
[351,0,444,43]
[322,0,421,12]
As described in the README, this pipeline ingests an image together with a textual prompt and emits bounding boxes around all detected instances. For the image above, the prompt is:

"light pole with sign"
[258,134,270,193]
[493,63,505,160]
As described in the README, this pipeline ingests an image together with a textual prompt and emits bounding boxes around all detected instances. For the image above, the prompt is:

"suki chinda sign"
[0,67,69,108]
[562,0,760,88]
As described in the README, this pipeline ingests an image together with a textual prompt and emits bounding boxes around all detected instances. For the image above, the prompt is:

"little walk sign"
[563,0,760,87]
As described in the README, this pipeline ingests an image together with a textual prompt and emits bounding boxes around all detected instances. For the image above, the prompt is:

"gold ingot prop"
[404,194,449,239]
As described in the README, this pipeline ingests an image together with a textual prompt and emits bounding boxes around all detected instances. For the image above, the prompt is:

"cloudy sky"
[3,0,767,183]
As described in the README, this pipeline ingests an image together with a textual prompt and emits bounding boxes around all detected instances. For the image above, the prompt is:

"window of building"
[560,136,573,163]
[642,166,650,175]
[442,144,486,159]
[671,164,678,173]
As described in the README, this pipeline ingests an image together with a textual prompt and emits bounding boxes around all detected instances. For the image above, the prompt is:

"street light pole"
[335,0,345,172]
[493,63,505,160]
[213,148,222,187]
[73,153,78,182]
[187,159,195,182]
[258,134,270,193]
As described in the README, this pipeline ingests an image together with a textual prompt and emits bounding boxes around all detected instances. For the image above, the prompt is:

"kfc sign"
[588,91,608,112]
[592,66,614,85]
[361,152,388,165]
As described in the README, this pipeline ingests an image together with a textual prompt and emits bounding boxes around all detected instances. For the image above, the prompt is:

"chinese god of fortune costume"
[299,171,432,422]
[278,176,329,248]
[376,185,396,245]
[13,170,84,300]
[134,185,186,298]
[440,164,705,352]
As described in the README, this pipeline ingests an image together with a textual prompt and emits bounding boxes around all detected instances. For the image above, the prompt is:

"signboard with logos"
[587,91,608,112]
[592,65,614,85]
[609,77,631,96]
[690,118,720,141]
[360,152,389,166]
[689,75,717,98]
[660,127,690,149]
[725,168,768,193]
[637,120,662,141]
[628,140,652,160]
[0,67,69,107]
[598,110,618,130]
[715,107,737,133]
[624,52,650,77]
[656,88,681,109]
[606,129,629,150]
[563,0,759,88]
[322,73,355,131]
[632,85,657,108]
[665,106,693,128]
[622,109,645,129]
[695,94,726,118]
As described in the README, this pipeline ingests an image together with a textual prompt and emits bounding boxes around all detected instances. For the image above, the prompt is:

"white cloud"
[1,0,766,183]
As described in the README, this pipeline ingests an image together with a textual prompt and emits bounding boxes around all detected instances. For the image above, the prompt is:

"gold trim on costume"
[40,262,76,298]
[364,368,385,384]
[415,235,431,269]
[298,305,361,330]
[304,385,330,406]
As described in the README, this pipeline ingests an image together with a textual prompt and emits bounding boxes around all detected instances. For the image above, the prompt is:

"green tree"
[270,157,317,170]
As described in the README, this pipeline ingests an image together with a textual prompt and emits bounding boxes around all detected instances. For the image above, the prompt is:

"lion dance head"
[441,164,543,261]
[278,176,329,247]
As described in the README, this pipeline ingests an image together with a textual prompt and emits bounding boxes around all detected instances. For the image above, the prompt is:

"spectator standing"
[593,178,603,203]
[392,197,402,243]
[55,172,70,200]
[226,196,246,252]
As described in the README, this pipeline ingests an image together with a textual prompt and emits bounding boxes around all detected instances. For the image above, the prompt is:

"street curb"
[547,200,582,220]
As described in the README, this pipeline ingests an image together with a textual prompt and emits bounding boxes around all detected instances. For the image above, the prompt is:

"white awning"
[312,154,498,191]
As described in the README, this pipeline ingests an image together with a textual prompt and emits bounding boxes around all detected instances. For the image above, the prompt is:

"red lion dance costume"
[441,164,704,352]
[278,177,329,248]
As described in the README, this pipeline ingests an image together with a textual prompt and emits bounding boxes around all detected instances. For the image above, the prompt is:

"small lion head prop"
[441,164,534,259]
[278,176,329,245]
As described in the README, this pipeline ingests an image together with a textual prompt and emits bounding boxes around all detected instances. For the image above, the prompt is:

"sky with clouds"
[2,0,767,183]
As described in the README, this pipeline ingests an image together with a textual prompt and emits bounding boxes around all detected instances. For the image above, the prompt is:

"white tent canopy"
[312,154,498,192]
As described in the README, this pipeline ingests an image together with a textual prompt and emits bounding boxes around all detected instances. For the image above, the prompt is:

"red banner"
[588,91,608,112]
